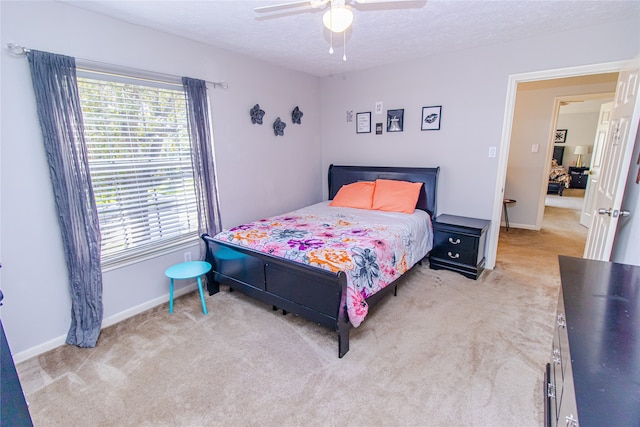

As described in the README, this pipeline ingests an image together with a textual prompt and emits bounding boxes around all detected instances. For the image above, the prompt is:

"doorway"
[485,61,630,269]
[544,95,615,231]
[502,75,618,230]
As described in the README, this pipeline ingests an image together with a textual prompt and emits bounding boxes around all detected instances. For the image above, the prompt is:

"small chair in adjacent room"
[165,260,212,314]
[502,198,516,231]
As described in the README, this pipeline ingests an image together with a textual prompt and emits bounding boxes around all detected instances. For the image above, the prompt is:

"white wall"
[506,76,618,228]
[320,19,640,240]
[0,1,321,360]
[557,111,601,168]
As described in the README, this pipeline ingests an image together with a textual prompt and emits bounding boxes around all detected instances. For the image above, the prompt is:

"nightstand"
[429,214,490,280]
[568,166,589,189]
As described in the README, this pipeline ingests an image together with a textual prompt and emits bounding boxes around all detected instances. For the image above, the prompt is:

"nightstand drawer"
[433,231,476,252]
[431,247,477,266]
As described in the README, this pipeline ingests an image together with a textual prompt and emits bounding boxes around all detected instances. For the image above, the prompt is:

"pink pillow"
[329,181,375,209]
[371,179,422,214]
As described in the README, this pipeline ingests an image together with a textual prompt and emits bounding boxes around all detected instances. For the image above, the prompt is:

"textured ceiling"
[62,0,640,77]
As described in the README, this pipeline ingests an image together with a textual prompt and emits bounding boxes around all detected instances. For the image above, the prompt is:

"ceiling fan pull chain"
[329,5,334,54]
[329,28,334,53]
[343,30,347,61]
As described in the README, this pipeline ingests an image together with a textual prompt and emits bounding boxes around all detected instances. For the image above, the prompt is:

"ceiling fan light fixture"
[322,7,353,33]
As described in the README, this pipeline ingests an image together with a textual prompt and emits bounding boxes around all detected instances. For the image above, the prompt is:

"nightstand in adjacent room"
[429,214,490,280]
[568,166,589,189]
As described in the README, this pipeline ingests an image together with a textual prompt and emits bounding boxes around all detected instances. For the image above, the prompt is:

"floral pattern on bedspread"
[549,159,570,187]
[213,202,432,328]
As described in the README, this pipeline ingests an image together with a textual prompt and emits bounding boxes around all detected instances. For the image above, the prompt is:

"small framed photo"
[421,106,442,131]
[376,123,383,135]
[555,129,568,143]
[356,112,371,134]
[387,109,404,132]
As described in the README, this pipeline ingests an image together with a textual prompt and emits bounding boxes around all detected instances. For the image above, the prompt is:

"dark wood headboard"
[328,165,440,218]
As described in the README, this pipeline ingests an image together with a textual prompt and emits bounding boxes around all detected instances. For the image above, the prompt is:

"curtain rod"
[6,42,229,89]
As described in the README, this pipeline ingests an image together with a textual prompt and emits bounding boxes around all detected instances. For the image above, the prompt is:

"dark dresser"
[545,256,640,427]
[429,214,490,280]
[1,289,33,426]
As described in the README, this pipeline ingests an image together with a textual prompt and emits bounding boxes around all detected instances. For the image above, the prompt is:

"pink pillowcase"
[329,181,376,209]
[371,179,423,214]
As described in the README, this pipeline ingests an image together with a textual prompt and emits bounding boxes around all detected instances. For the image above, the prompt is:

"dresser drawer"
[433,230,476,252]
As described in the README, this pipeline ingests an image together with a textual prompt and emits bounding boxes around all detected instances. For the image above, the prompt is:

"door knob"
[599,208,631,218]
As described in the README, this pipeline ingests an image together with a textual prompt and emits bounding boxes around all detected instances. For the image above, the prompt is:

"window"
[77,72,198,265]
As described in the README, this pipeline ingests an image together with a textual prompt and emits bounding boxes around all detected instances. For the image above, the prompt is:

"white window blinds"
[77,74,198,264]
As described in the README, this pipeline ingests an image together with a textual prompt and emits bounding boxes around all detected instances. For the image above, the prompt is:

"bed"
[201,165,439,357]
[548,159,570,196]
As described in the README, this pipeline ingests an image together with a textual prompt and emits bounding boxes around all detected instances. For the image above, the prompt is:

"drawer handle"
[447,252,460,259]
[448,237,461,245]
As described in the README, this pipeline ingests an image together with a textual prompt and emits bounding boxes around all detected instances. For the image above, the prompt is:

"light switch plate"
[488,146,496,158]
[532,144,539,153]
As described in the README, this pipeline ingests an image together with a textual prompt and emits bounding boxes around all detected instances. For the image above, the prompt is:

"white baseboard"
[501,221,539,231]
[13,283,198,364]
[101,283,197,328]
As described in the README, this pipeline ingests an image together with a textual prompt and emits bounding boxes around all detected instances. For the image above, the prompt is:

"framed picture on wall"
[421,106,442,131]
[387,109,404,132]
[555,129,568,143]
[356,112,371,134]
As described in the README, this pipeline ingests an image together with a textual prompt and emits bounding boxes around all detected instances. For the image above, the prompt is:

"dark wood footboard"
[201,234,352,357]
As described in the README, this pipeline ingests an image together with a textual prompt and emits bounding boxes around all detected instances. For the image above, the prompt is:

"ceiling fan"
[255,0,420,60]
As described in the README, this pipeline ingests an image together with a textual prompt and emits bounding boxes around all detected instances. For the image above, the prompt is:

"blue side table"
[165,261,212,314]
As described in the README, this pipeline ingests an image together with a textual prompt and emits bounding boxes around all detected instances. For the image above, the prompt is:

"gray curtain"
[27,50,103,347]
[182,77,223,239]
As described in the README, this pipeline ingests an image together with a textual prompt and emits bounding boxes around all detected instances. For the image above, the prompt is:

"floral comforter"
[549,165,570,187]
[213,202,433,328]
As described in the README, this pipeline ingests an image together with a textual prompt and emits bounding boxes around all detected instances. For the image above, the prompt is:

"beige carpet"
[545,188,586,210]
[17,204,587,427]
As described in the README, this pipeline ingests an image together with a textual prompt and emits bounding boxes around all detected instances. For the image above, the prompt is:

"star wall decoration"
[273,117,286,136]
[292,106,303,124]
[250,104,265,124]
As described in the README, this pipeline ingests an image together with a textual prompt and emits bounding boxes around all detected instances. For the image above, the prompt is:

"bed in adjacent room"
[201,165,439,357]
[548,159,570,196]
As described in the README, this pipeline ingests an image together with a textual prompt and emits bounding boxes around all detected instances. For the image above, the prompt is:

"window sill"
[101,235,201,272]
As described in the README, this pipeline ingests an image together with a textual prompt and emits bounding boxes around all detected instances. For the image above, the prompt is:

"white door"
[580,101,613,227]
[584,65,640,260]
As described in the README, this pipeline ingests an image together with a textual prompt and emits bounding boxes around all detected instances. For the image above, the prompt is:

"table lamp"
[574,145,588,167]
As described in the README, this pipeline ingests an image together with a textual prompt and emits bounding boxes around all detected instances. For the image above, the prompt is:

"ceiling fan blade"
[354,0,421,3]
[255,1,311,13]
[255,0,328,13]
